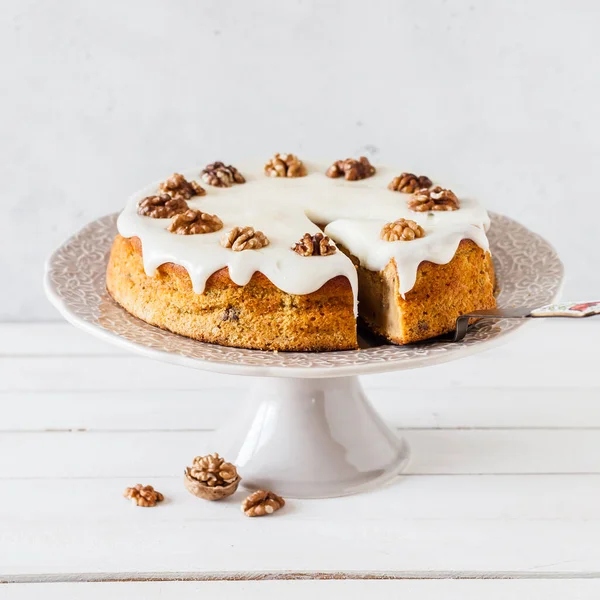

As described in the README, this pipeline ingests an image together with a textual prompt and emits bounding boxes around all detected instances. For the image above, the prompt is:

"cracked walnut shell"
[326,156,375,181]
[123,484,164,507]
[408,186,460,212]
[221,227,269,251]
[159,173,206,200]
[201,162,246,188]
[168,209,223,235]
[293,232,337,256]
[388,173,432,194]
[242,490,285,517]
[184,453,240,501]
[264,153,307,178]
[381,218,425,242]
[137,194,188,219]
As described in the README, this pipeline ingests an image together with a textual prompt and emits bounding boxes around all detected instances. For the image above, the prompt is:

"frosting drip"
[117,162,492,309]
[325,219,489,296]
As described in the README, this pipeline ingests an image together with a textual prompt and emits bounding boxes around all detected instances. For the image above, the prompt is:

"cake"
[106,156,496,351]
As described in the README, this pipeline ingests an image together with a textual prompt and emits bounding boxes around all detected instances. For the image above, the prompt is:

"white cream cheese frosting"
[117,161,491,309]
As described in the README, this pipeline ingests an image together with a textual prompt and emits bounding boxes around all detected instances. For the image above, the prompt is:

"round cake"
[106,156,496,351]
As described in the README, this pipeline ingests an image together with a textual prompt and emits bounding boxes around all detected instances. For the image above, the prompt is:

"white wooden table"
[1,319,599,598]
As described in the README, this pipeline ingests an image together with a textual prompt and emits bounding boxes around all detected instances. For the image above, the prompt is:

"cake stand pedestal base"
[214,376,410,498]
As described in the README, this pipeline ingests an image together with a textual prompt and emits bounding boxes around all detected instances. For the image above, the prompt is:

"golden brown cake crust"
[106,235,495,351]
[106,235,358,351]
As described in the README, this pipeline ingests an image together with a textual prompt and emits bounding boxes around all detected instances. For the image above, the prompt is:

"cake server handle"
[453,301,600,342]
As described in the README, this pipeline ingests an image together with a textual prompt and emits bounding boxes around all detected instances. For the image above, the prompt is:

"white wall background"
[2,0,599,321]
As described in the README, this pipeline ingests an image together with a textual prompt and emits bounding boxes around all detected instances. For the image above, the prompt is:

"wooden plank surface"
[2,517,600,577]
[0,322,599,592]
[2,580,600,599]
[2,429,600,478]
[1,474,599,521]
[3,388,600,431]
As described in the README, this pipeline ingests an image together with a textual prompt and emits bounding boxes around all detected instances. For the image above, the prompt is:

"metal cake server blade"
[453,301,600,342]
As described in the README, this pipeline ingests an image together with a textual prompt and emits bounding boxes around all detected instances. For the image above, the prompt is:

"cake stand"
[44,213,563,498]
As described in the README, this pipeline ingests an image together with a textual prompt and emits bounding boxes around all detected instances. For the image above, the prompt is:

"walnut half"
[186,453,238,487]
[326,156,375,181]
[381,218,425,242]
[159,173,206,200]
[408,186,460,212]
[137,194,188,219]
[292,232,337,256]
[201,162,246,188]
[264,153,307,178]
[168,209,223,235]
[388,173,432,194]
[158,173,206,200]
[220,226,269,251]
[241,490,285,517]
[123,484,164,507]
[184,453,241,501]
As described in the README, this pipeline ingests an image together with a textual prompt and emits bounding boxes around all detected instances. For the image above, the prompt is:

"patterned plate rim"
[44,212,563,378]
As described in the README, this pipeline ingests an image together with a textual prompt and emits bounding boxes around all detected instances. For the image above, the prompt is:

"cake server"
[453,301,600,342]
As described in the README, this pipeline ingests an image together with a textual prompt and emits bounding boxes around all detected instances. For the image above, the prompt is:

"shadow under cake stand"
[45,213,563,498]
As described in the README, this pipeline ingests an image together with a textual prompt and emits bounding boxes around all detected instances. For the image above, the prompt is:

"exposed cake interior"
[343,241,495,344]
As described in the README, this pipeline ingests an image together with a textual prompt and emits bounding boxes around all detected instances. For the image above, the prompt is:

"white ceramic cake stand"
[45,213,563,498]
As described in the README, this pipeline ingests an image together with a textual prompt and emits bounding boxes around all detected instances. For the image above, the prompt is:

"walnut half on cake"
[107,160,496,351]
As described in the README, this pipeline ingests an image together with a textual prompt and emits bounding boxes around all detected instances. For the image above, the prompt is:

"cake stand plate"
[45,213,563,498]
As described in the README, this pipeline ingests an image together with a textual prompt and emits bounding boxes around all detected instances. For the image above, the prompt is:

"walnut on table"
[184,453,241,500]
[264,153,307,178]
[187,453,238,486]
[292,232,337,257]
[408,186,460,212]
[123,484,164,507]
[326,156,375,181]
[159,173,206,200]
[137,194,188,219]
[241,490,285,517]
[380,218,425,242]
[201,162,246,188]
[388,173,432,193]
[220,226,269,251]
[168,209,223,235]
